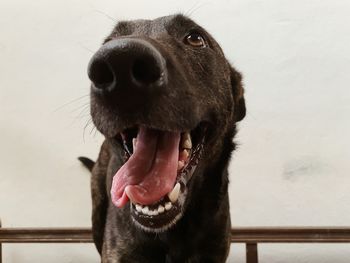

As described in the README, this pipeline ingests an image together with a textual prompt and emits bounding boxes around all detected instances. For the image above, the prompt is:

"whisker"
[184,2,200,17]
[93,127,99,138]
[78,43,95,54]
[94,9,118,23]
[70,102,90,114]
[52,94,89,113]
[75,104,90,119]
[90,124,96,135]
[184,2,208,17]
[83,118,93,142]
[75,113,91,119]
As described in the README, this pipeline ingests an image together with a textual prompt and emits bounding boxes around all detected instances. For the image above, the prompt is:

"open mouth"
[110,124,206,232]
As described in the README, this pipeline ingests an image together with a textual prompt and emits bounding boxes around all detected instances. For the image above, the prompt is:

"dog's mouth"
[110,123,206,232]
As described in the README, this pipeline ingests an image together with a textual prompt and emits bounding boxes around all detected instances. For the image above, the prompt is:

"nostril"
[88,60,115,89]
[131,57,161,86]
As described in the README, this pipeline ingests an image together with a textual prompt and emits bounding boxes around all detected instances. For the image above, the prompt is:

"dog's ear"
[230,66,246,122]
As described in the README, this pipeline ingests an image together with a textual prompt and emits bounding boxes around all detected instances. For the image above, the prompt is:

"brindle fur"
[84,14,246,263]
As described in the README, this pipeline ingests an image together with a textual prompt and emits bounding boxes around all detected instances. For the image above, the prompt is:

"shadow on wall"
[282,156,336,182]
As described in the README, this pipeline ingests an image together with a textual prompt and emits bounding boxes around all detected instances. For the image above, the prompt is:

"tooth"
[135,204,142,212]
[168,183,180,203]
[183,139,192,149]
[132,138,137,151]
[183,132,191,141]
[178,161,185,171]
[158,205,165,214]
[165,202,172,210]
[182,132,192,149]
[142,206,149,215]
[180,149,189,161]
[150,210,159,216]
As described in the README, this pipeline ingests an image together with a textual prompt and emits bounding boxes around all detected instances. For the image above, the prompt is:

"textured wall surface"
[1,0,349,262]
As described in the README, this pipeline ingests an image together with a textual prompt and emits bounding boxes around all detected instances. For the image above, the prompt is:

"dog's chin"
[111,122,207,233]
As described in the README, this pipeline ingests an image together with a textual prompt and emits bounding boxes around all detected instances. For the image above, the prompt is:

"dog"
[79,14,246,263]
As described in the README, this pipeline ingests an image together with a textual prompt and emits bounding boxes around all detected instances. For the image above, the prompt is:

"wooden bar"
[0,228,92,243]
[230,227,350,243]
[246,243,258,263]
[1,227,350,243]
[2,226,350,263]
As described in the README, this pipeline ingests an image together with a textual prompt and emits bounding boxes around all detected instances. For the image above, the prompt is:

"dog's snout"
[88,39,166,93]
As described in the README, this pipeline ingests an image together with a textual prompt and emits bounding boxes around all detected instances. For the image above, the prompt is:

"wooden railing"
[230,227,350,263]
[2,220,350,263]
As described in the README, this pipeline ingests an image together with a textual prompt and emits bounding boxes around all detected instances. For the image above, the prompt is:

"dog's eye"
[184,32,206,48]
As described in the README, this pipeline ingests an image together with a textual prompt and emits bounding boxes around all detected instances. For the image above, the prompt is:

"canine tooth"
[135,204,142,212]
[168,183,180,203]
[183,140,192,149]
[132,138,137,151]
[184,149,189,158]
[180,149,189,161]
[142,206,149,214]
[182,132,192,149]
[183,132,191,141]
[165,202,172,211]
[178,161,185,171]
[158,205,165,214]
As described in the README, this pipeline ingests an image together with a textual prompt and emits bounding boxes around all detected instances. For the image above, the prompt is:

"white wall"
[1,0,350,262]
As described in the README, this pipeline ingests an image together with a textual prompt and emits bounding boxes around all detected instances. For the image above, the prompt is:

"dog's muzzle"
[87,37,208,232]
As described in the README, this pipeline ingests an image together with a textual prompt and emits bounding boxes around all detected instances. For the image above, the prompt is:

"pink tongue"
[111,127,180,208]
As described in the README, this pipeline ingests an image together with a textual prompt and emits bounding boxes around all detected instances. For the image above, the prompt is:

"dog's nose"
[88,39,166,93]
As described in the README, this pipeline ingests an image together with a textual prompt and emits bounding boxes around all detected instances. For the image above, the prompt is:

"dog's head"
[88,14,245,232]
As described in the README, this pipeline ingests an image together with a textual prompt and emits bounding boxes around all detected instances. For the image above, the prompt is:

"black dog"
[80,14,245,263]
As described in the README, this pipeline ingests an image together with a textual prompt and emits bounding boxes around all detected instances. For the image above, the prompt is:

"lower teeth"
[134,202,171,216]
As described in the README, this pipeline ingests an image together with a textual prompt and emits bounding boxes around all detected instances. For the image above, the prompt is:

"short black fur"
[84,14,245,263]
